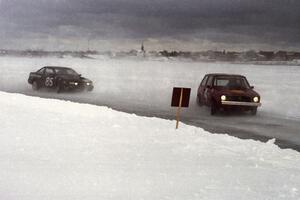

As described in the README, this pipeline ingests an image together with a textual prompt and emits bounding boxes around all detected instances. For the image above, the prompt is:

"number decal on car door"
[45,77,54,87]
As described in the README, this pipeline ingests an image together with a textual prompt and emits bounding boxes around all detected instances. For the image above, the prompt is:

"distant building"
[258,51,275,60]
[241,50,259,61]
[225,51,240,61]
[274,51,288,61]
[141,43,145,52]
[141,42,146,57]
[287,52,300,60]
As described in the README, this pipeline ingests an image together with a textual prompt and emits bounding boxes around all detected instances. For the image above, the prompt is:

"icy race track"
[0,56,300,150]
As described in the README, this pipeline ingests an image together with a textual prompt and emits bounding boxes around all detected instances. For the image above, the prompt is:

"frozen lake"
[0,56,300,149]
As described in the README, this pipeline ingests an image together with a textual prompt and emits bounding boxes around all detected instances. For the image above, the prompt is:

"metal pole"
[176,88,183,129]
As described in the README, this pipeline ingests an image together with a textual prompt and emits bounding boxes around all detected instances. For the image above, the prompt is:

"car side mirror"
[250,86,254,89]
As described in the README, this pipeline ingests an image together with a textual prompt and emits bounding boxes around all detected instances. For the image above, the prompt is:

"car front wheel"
[56,82,64,93]
[251,107,257,115]
[211,101,218,115]
[87,86,93,91]
[56,84,64,93]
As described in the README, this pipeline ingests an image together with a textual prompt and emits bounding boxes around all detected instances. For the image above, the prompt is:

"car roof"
[44,66,72,70]
[205,73,245,78]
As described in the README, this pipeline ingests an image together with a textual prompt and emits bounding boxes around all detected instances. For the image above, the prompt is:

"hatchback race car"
[197,73,261,115]
[28,66,94,92]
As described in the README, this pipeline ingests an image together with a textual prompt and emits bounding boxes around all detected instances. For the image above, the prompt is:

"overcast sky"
[0,0,299,51]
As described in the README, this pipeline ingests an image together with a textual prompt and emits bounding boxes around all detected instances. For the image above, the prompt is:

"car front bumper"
[221,101,261,107]
[64,82,93,90]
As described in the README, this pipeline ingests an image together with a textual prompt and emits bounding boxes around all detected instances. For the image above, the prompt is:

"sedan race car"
[28,66,94,93]
[197,73,261,115]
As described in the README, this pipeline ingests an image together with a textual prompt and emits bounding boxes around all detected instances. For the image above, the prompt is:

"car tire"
[251,107,257,115]
[196,95,203,106]
[56,84,62,93]
[32,81,39,90]
[87,86,93,92]
[211,101,218,115]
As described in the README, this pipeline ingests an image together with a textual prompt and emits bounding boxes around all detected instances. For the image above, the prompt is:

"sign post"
[171,87,191,129]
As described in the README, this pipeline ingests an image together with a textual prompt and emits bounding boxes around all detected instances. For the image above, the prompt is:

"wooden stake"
[176,88,183,129]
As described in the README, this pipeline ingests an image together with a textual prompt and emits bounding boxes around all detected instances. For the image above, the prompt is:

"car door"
[197,75,209,102]
[42,68,56,88]
[33,67,45,86]
[204,75,214,105]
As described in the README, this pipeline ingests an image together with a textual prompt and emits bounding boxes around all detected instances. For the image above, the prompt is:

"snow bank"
[0,92,299,200]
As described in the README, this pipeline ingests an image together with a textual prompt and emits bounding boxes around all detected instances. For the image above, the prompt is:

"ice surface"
[0,91,299,200]
[0,56,299,120]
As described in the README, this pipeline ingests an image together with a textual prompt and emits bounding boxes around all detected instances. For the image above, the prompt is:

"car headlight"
[253,96,259,102]
[69,81,78,85]
[86,82,90,86]
[221,95,226,101]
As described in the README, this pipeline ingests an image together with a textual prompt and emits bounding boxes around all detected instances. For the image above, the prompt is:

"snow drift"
[0,92,299,200]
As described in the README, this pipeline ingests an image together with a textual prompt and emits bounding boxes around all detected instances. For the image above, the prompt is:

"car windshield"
[214,76,250,89]
[55,68,79,76]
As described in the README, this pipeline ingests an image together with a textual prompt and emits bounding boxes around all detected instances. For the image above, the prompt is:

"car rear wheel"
[196,95,203,106]
[32,81,39,90]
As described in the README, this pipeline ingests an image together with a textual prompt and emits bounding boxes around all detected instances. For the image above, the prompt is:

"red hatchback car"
[197,73,261,115]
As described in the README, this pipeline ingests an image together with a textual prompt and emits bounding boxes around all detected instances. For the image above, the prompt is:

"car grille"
[227,96,252,102]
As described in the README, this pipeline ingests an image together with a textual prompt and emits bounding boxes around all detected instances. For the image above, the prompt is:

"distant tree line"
[0,49,98,59]
[1,49,300,62]
[158,50,300,62]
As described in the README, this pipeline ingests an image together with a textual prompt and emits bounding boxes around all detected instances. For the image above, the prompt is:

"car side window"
[200,75,208,86]
[45,68,54,75]
[206,76,213,87]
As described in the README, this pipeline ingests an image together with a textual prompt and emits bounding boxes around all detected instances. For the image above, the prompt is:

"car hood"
[57,74,81,80]
[80,77,92,83]
[217,88,259,97]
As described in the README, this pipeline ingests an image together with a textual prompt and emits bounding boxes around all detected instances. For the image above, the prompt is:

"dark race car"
[28,66,94,93]
[197,73,261,115]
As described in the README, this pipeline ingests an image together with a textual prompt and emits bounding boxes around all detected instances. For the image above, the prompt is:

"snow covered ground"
[0,56,299,120]
[0,91,300,200]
